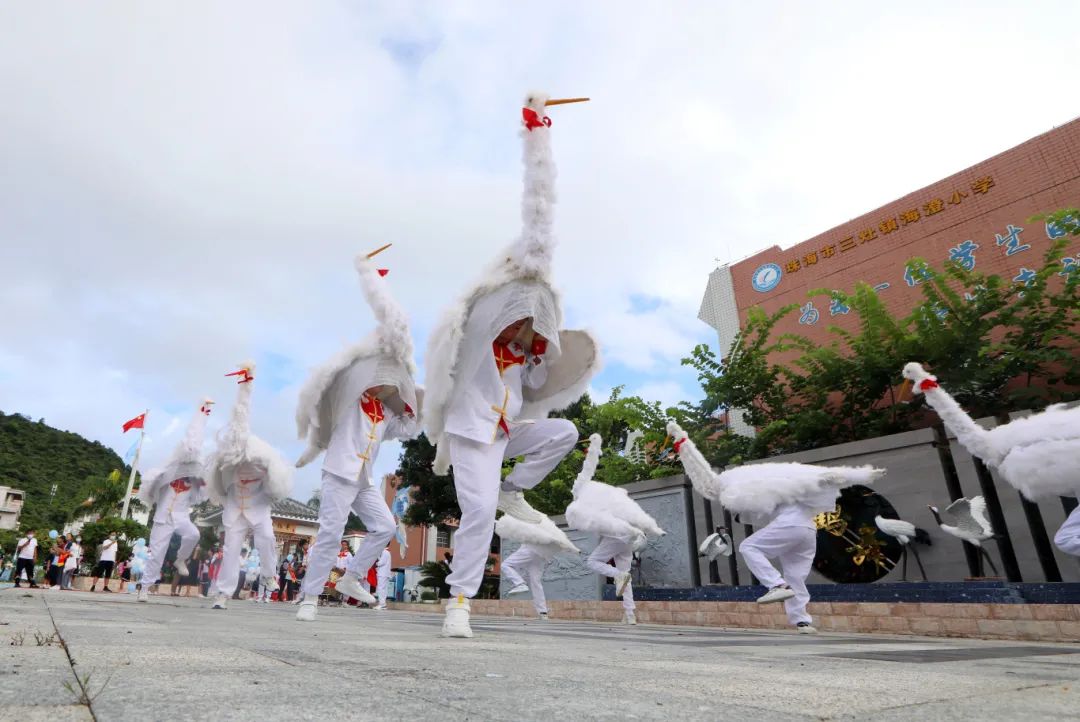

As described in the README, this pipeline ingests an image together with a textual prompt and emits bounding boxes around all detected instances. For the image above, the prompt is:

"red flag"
[122,412,146,433]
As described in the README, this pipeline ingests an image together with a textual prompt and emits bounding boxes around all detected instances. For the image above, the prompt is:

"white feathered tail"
[564,434,666,543]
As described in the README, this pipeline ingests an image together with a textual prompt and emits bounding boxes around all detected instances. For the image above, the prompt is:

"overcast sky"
[2,2,1077,502]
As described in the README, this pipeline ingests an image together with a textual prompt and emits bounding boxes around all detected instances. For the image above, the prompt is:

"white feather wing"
[718,462,883,518]
[495,515,578,554]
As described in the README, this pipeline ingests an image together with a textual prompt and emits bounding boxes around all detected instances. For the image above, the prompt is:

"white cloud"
[1,2,1077,503]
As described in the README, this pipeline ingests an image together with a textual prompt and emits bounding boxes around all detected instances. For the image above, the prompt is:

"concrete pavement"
[1,587,1079,721]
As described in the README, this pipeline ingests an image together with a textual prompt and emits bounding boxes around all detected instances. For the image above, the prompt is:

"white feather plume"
[207,362,293,504]
[565,434,665,542]
[904,362,1080,499]
[138,400,211,506]
[495,514,578,554]
[718,463,882,518]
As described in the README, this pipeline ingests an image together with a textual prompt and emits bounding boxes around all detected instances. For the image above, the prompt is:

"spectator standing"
[90,533,118,592]
[14,530,39,588]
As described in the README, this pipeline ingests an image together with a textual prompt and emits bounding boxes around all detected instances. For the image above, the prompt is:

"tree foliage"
[0,412,131,532]
[686,216,1080,458]
[78,517,149,565]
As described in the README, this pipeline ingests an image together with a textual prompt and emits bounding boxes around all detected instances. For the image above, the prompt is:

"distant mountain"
[0,411,127,532]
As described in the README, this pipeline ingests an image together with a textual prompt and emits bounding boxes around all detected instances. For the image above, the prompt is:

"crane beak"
[366,243,392,259]
[545,97,590,106]
[898,378,913,401]
[660,435,671,452]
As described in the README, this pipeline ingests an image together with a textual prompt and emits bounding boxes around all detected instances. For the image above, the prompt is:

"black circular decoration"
[812,485,904,583]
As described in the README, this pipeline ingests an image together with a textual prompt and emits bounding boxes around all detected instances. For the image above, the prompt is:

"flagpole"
[121,410,147,519]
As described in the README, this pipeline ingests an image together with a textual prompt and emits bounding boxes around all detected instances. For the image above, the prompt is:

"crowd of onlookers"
[2,528,315,603]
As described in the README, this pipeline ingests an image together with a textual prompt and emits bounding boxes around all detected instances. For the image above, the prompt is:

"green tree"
[688,213,1080,458]
[78,517,149,565]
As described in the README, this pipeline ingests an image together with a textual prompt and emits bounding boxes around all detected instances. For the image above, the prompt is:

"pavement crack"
[821,680,1061,719]
[42,594,100,722]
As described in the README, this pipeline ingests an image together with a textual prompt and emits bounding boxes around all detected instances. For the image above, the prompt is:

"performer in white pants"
[293,248,422,622]
[566,435,663,626]
[738,504,818,632]
[666,421,884,634]
[496,502,578,620]
[206,363,293,610]
[502,544,556,618]
[584,537,636,621]
[374,546,392,609]
[424,92,599,639]
[136,399,213,603]
[1055,506,1080,556]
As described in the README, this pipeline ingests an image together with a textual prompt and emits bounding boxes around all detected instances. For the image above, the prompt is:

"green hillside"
[0,411,128,532]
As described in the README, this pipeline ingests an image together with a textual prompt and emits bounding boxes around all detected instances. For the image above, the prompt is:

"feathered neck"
[505,91,557,281]
[904,363,1000,465]
[572,434,602,498]
[175,401,210,465]
[355,255,415,373]
[220,365,255,466]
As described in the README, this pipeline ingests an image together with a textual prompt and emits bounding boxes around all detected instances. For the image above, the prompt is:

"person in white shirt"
[14,531,39,588]
[333,541,353,575]
[136,399,214,602]
[374,546,392,609]
[90,533,119,592]
[739,502,822,634]
[206,363,293,610]
[293,250,421,622]
[422,94,599,639]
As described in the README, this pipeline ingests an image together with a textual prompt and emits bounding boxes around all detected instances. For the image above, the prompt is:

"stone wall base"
[387,599,1080,643]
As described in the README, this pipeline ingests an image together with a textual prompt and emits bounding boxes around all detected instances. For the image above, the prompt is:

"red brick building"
[700,118,1080,433]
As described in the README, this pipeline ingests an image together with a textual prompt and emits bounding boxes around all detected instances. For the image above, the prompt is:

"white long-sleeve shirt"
[152,477,206,524]
[444,340,548,444]
[223,463,274,526]
[323,392,419,485]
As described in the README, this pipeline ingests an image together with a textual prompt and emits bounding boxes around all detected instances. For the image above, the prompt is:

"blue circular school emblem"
[751,263,782,293]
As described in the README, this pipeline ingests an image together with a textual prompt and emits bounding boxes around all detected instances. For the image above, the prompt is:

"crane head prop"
[226,364,255,384]
[899,362,939,400]
[366,242,392,276]
[200,398,215,415]
[522,94,589,131]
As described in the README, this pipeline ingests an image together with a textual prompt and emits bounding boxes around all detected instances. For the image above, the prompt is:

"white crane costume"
[496,493,579,619]
[902,362,1080,557]
[667,422,884,631]
[206,363,293,609]
[294,251,422,621]
[566,434,664,624]
[423,93,600,637]
[136,399,213,601]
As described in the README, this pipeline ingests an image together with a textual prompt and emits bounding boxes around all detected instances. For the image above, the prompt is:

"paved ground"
[1,588,1079,721]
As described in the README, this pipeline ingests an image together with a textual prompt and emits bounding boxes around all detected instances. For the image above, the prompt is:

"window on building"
[436,526,451,548]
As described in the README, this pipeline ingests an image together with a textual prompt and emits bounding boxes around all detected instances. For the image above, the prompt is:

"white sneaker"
[137,586,149,603]
[374,604,387,611]
[614,572,631,598]
[173,560,189,577]
[296,601,317,622]
[292,593,305,606]
[538,611,550,621]
[506,583,530,596]
[756,585,796,604]
[212,594,228,610]
[796,622,817,634]
[334,572,376,605]
[497,490,544,523]
[50,585,61,591]
[441,595,473,638]
[625,611,637,625]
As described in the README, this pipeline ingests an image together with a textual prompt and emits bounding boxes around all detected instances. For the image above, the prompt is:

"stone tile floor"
[2,588,1079,721]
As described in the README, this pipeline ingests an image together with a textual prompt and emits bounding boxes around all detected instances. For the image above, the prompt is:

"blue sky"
[1,2,1077,502]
